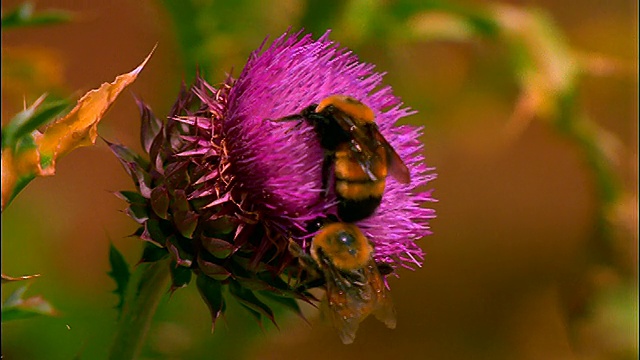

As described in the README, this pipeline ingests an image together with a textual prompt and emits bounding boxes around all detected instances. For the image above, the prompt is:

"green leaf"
[141,218,169,247]
[166,235,193,268]
[255,272,314,301]
[1,95,70,151]
[1,285,57,321]
[237,301,263,329]
[115,190,147,205]
[1,2,73,29]
[196,255,231,281]
[259,291,309,324]
[108,260,171,359]
[138,100,163,154]
[126,203,150,224]
[108,243,131,316]
[106,141,152,197]
[105,140,145,166]
[138,242,169,264]
[169,261,192,292]
[196,274,225,331]
[200,236,234,258]
[173,210,199,239]
[150,186,170,219]
[229,280,277,329]
[235,277,278,293]
[12,130,38,152]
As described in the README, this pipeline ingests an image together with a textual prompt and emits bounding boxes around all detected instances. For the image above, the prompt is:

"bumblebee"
[289,221,396,344]
[273,95,410,222]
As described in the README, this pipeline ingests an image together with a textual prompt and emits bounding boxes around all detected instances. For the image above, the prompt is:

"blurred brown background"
[2,0,637,359]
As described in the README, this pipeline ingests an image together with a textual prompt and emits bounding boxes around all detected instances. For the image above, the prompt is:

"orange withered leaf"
[34,48,155,169]
[1,47,155,211]
[1,273,41,284]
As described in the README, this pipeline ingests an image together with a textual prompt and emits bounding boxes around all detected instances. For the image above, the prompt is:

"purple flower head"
[109,29,435,332]
[227,30,436,269]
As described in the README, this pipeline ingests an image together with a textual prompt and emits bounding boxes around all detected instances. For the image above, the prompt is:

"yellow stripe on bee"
[336,180,385,201]
[334,147,388,181]
[334,155,369,182]
[316,95,375,123]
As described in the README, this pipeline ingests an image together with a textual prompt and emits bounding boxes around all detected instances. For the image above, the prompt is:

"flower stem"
[109,259,171,360]
[554,93,621,265]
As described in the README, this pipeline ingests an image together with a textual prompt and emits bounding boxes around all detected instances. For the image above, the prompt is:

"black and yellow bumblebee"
[273,95,411,222]
[289,221,396,344]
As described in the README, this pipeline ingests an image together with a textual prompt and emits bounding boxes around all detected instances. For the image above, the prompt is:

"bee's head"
[311,222,372,271]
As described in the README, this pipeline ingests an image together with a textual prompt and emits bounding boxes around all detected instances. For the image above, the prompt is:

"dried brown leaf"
[34,48,155,171]
[1,47,155,210]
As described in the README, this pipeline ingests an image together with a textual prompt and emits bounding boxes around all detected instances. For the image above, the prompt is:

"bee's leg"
[282,120,306,135]
[266,114,305,137]
[288,239,307,258]
[297,277,326,292]
[321,153,332,198]
[268,114,304,122]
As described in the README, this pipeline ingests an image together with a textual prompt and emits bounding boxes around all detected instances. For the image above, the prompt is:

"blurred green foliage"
[1,97,69,151]
[0,96,71,208]
[1,2,72,29]
[107,243,131,316]
[2,284,57,321]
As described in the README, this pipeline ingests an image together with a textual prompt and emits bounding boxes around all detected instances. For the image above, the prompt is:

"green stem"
[555,92,621,266]
[109,259,171,360]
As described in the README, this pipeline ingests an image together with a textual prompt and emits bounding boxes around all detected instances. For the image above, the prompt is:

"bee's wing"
[366,261,397,329]
[321,297,361,344]
[321,265,368,344]
[331,111,384,182]
[372,130,411,184]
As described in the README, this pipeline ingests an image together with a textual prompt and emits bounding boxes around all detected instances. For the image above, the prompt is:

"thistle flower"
[109,30,436,331]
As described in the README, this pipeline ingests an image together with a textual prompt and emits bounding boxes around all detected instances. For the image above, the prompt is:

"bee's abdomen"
[335,180,385,201]
[337,196,382,222]
[335,175,385,221]
[334,145,387,222]
[334,146,388,181]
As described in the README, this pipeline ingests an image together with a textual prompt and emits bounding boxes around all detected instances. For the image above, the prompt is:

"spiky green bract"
[109,76,311,329]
